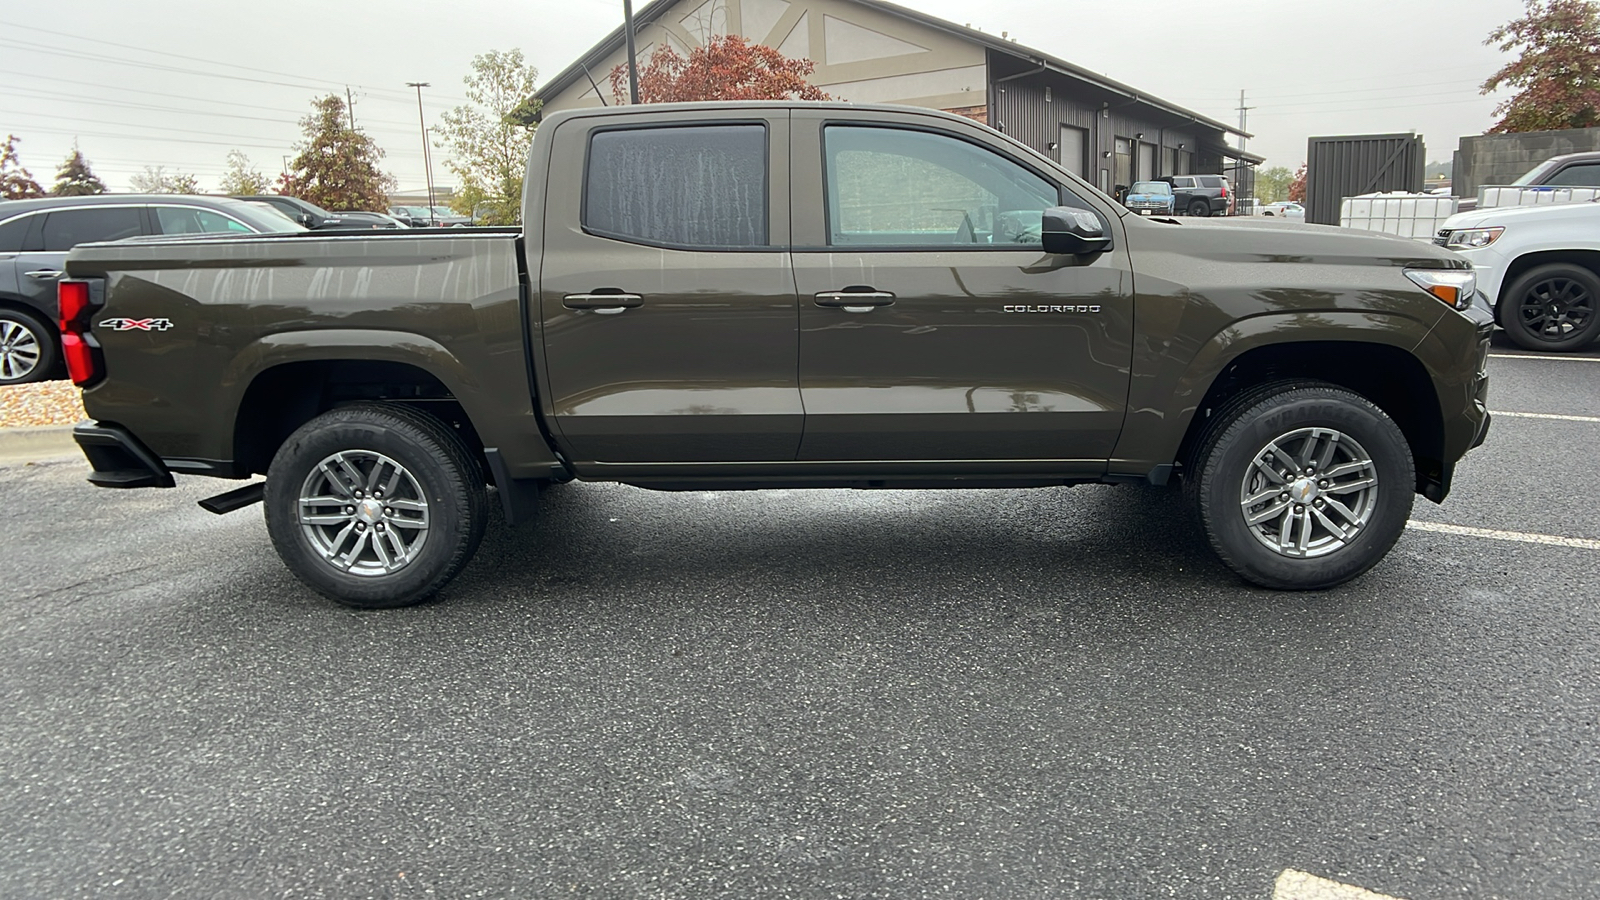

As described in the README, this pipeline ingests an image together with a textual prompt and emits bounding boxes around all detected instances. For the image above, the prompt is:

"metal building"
[534,0,1259,197]
[1304,133,1426,226]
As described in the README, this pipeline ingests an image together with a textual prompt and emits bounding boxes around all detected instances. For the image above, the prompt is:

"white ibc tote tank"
[1339,192,1460,241]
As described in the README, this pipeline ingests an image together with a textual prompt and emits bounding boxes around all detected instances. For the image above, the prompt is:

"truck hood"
[1443,199,1600,230]
[1126,215,1463,267]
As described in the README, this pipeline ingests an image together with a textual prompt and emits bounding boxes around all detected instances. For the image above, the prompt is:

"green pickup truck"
[60,102,1492,607]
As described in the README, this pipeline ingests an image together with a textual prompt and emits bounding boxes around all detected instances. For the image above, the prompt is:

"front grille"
[1433,229,1452,247]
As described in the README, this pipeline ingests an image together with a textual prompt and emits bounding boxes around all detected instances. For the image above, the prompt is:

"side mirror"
[1042,206,1113,256]
[296,213,315,227]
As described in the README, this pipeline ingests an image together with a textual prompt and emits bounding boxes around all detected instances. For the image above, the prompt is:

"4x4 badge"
[99,317,174,332]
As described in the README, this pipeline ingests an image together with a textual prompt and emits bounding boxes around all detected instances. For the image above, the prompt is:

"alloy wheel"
[1238,427,1378,559]
[298,450,431,576]
[1518,276,1595,343]
[0,318,42,382]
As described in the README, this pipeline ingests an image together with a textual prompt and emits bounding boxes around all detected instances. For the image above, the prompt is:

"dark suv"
[0,195,301,384]
[1510,151,1600,187]
[230,195,401,230]
[1160,174,1233,217]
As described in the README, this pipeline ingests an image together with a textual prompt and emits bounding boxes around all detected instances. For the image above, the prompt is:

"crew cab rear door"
[787,108,1134,471]
[537,109,800,467]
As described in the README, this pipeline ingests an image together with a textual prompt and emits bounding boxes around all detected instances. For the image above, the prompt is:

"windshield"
[1510,160,1562,185]
[1130,182,1171,195]
[432,206,455,216]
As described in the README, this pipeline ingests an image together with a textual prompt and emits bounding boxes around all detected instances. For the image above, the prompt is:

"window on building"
[154,206,254,236]
[823,125,1059,247]
[584,124,768,248]
[39,207,144,252]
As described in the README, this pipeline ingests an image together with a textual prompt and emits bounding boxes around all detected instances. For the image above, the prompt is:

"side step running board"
[198,482,265,515]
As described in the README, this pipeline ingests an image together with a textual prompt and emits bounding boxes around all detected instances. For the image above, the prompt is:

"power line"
[0,19,470,104]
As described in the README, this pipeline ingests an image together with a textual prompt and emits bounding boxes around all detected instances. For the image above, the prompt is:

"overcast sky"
[2,0,1523,193]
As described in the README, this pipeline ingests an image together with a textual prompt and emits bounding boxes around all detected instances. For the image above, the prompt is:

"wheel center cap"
[1289,477,1319,503]
[356,498,384,523]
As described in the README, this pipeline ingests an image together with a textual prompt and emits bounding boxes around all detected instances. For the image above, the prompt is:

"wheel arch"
[1496,249,1600,321]
[1174,339,1445,499]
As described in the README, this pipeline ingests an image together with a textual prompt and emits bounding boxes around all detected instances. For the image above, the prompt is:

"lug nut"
[1319,480,1330,489]
[1314,499,1325,508]
[344,506,354,515]
[353,489,363,498]
[1279,492,1290,502]
[356,522,366,531]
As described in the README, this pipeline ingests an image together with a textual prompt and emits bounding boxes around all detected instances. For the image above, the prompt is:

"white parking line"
[1407,520,1600,551]
[1274,869,1406,900]
[1492,410,1600,423]
[1489,353,1600,362]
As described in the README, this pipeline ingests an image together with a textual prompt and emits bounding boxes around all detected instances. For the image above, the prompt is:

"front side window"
[824,125,1059,248]
[1546,163,1600,187]
[584,124,768,249]
[40,207,144,251]
[155,206,252,235]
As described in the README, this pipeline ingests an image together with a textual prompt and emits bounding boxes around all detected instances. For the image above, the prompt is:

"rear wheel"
[0,308,58,384]
[1187,199,1211,218]
[1185,382,1414,589]
[263,403,487,608]
[1501,263,1600,352]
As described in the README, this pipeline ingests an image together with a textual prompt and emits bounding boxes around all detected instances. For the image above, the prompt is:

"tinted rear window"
[584,124,768,249]
[40,207,143,251]
[0,214,35,253]
[1198,176,1223,188]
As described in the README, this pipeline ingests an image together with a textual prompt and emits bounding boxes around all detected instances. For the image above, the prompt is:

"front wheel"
[263,403,487,608]
[1501,263,1600,352]
[1185,382,1414,589]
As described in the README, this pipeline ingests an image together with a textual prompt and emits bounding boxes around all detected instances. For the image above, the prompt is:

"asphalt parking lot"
[2,335,1597,900]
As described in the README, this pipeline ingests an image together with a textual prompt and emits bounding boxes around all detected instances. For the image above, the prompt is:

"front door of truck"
[789,111,1134,472]
[538,111,799,468]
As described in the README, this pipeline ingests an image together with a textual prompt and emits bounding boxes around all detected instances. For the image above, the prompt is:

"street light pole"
[406,81,437,223]
[622,0,640,104]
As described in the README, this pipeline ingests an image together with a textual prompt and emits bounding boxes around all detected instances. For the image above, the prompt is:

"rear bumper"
[73,423,175,489]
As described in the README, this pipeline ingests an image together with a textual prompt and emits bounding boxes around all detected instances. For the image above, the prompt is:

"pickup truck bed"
[61,101,1492,608]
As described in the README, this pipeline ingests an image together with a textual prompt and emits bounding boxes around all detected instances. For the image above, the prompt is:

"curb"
[0,425,80,465]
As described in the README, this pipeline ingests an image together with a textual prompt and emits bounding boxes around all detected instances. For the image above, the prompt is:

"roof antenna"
[581,63,608,106]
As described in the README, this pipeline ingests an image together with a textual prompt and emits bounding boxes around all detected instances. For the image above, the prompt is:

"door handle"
[563,292,643,314]
[24,270,63,281]
[814,290,895,313]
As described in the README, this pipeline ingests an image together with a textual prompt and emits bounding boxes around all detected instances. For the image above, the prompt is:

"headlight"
[1404,268,1477,311]
[1445,227,1503,249]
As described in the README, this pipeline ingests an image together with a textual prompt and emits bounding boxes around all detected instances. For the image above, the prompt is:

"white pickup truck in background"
[1437,200,1600,352]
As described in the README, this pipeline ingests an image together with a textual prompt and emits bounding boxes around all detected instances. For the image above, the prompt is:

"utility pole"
[407,82,437,222]
[1236,89,1255,155]
[346,86,357,130]
[623,0,641,104]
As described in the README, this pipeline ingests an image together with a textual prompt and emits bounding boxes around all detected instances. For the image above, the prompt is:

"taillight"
[57,279,104,387]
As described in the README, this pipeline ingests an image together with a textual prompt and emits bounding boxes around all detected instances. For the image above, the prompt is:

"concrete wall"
[1454,127,1600,197]
[540,0,986,115]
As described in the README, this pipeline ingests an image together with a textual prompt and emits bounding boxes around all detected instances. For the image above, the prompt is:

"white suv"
[1437,201,1600,352]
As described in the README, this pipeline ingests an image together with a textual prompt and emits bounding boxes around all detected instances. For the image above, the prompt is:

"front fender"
[1109,309,1442,477]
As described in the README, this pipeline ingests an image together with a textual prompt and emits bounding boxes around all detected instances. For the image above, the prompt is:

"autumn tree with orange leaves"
[610,34,829,104]
[1483,0,1600,132]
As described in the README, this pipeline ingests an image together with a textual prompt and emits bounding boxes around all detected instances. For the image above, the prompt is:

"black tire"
[1187,199,1211,218]
[1184,381,1414,590]
[263,402,488,608]
[1500,263,1600,352]
[0,307,59,385]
